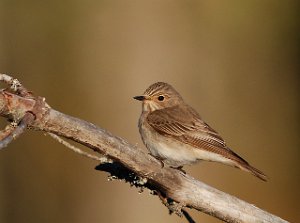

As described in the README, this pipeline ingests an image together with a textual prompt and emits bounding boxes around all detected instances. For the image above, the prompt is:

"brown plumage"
[134,82,267,181]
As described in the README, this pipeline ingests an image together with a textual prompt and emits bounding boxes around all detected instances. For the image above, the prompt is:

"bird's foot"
[171,166,186,174]
[149,153,165,168]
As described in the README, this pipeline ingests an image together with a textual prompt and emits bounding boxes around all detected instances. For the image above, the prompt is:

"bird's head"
[133,82,183,112]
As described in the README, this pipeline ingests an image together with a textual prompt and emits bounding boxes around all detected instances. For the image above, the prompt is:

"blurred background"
[0,1,299,222]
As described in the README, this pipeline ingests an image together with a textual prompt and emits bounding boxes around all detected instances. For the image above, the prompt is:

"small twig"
[0,112,35,150]
[0,74,35,150]
[0,73,16,86]
[48,133,113,163]
[0,73,31,97]
[0,123,17,140]
[182,209,196,223]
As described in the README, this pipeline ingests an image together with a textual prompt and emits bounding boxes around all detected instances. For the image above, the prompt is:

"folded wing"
[147,105,267,181]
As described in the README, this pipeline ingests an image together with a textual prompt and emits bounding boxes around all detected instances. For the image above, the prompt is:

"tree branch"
[0,74,288,223]
[0,112,35,150]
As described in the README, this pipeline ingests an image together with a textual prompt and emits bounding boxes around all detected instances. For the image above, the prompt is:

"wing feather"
[147,105,248,163]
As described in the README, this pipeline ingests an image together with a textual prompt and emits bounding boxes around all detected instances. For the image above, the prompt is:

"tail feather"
[226,149,267,181]
[240,163,267,181]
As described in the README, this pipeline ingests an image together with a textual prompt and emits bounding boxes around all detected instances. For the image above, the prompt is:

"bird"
[133,82,267,181]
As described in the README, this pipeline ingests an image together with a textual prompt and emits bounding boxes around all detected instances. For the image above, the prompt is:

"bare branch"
[0,74,288,223]
[182,210,196,223]
[0,112,35,150]
[47,132,113,163]
[0,123,17,140]
[0,73,31,97]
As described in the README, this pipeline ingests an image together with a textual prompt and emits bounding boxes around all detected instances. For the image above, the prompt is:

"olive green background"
[0,1,299,223]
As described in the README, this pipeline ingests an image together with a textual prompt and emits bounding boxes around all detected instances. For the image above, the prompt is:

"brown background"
[0,1,299,223]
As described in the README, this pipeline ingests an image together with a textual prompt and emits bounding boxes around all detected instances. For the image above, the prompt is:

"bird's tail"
[239,163,267,181]
[226,149,268,181]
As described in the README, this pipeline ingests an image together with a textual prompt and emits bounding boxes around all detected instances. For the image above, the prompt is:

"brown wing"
[147,105,267,181]
[147,105,248,164]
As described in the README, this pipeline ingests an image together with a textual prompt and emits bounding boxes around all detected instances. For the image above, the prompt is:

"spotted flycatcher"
[134,82,267,181]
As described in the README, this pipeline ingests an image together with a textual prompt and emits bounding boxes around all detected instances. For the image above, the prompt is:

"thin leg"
[149,153,165,168]
[171,166,186,174]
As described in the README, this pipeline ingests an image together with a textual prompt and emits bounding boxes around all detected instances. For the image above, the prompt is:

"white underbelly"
[139,116,235,168]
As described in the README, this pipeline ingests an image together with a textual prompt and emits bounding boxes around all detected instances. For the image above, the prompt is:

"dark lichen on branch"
[95,162,193,221]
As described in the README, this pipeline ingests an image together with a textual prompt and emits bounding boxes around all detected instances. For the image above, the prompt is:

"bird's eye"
[158,95,165,101]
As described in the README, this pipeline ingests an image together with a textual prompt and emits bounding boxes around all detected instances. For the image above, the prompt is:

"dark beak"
[133,95,145,101]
